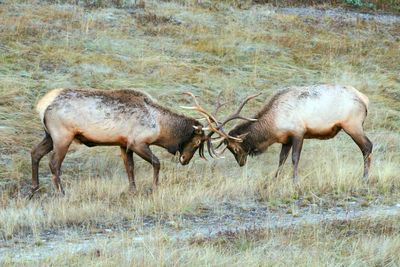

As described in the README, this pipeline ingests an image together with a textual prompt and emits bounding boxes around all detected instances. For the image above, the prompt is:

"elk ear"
[193,125,203,134]
[236,132,249,141]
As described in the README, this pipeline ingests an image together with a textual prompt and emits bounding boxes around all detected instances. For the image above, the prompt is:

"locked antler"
[181,91,260,157]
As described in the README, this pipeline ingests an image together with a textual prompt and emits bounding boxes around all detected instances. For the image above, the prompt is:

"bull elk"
[31,88,208,196]
[190,84,373,183]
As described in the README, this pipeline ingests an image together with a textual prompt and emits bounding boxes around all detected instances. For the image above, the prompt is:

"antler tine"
[215,143,228,155]
[205,92,260,142]
[198,140,206,160]
[181,92,232,158]
[206,138,215,158]
[205,92,225,139]
[182,92,200,108]
[206,138,227,158]
[219,92,261,127]
[181,92,235,144]
[213,92,235,120]
[181,91,258,157]
[181,92,219,125]
[209,138,229,157]
[212,125,243,142]
[213,91,226,117]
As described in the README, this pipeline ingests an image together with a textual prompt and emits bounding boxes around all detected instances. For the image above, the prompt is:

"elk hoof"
[54,186,65,197]
[292,177,300,188]
[128,186,138,195]
[143,187,155,196]
[58,190,65,197]
[28,186,40,200]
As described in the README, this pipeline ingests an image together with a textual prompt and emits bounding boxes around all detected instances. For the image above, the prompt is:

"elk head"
[181,91,260,165]
[221,132,250,166]
[179,124,207,165]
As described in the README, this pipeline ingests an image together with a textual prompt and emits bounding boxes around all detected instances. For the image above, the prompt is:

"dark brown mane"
[163,112,202,154]
[227,90,289,156]
[228,122,268,156]
[140,91,203,154]
[253,88,290,119]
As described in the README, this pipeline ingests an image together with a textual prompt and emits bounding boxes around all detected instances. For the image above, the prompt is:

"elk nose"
[180,155,189,165]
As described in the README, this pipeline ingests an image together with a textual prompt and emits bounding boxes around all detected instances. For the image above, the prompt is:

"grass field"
[0,0,399,265]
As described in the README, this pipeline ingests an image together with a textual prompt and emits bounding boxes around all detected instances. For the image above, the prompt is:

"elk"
[191,84,373,183]
[31,88,208,196]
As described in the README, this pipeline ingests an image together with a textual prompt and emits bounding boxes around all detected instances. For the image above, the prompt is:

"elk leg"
[120,147,136,193]
[131,144,160,190]
[343,127,373,181]
[274,142,292,179]
[30,133,53,197]
[291,136,304,184]
[48,137,73,195]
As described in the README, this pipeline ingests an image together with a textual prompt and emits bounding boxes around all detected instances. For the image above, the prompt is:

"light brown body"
[224,84,373,183]
[31,88,205,196]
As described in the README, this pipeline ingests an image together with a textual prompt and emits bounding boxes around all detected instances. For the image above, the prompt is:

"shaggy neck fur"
[228,100,277,156]
[228,90,290,156]
[155,104,202,154]
[229,121,270,156]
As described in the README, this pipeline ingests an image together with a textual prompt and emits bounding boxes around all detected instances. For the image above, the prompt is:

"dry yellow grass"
[2,215,400,266]
[0,0,399,264]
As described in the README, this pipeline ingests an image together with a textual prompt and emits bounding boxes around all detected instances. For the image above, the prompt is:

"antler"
[218,93,261,127]
[213,91,226,117]
[181,92,227,158]
[206,92,261,142]
[181,92,245,142]
[180,92,218,127]
[181,91,260,158]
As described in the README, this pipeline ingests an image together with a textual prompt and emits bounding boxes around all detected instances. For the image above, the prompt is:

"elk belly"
[304,124,342,140]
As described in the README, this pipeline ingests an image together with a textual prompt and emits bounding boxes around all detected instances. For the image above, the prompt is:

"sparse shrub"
[135,12,177,26]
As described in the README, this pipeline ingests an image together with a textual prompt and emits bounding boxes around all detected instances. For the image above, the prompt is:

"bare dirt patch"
[1,201,400,262]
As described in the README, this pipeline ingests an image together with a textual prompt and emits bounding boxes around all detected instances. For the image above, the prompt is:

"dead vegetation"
[0,0,399,264]
[2,214,400,266]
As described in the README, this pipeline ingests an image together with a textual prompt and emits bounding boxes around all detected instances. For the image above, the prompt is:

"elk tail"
[36,88,63,132]
[350,86,369,115]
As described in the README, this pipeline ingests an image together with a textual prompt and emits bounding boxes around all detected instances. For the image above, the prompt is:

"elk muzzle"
[179,154,190,165]
[236,154,248,167]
